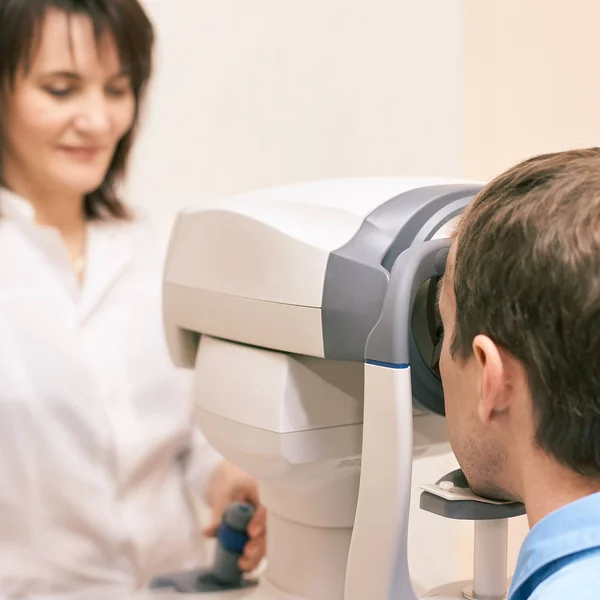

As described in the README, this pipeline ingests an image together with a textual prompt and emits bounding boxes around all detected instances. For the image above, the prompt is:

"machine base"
[139,583,274,600]
[139,590,257,600]
[138,578,509,600]
[150,569,258,594]
[422,579,509,600]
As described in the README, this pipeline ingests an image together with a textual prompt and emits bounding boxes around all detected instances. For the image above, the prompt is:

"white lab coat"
[0,187,222,598]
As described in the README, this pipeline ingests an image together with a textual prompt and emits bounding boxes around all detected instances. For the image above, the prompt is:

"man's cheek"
[445,416,461,458]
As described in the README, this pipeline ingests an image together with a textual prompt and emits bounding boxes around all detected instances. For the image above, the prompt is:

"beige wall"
[462,0,600,180]
[130,0,463,244]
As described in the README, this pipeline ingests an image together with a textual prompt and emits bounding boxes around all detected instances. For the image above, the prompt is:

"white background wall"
[129,0,463,244]
[126,0,600,593]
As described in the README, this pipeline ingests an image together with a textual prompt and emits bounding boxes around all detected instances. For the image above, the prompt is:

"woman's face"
[2,8,136,198]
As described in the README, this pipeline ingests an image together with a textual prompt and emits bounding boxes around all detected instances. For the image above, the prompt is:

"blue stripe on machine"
[365,359,409,369]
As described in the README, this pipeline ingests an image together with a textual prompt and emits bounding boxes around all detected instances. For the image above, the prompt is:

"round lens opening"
[411,277,443,378]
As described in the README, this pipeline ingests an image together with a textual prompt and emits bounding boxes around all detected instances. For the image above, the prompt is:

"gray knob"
[212,502,256,585]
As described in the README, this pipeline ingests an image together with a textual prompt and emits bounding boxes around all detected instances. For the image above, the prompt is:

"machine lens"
[411,277,443,378]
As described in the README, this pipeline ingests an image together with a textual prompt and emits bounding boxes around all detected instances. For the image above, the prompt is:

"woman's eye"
[46,87,73,98]
[106,87,130,98]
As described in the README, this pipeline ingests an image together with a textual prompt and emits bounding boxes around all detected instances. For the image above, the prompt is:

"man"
[437,147,600,600]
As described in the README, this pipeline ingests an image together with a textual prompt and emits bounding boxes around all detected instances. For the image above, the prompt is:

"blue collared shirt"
[509,492,600,599]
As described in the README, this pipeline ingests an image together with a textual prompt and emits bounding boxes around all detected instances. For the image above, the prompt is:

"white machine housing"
[163,177,483,600]
[164,178,475,364]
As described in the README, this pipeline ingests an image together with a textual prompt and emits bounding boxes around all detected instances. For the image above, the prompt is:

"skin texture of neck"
[518,449,600,527]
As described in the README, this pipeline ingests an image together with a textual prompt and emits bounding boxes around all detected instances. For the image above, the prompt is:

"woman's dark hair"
[0,0,154,220]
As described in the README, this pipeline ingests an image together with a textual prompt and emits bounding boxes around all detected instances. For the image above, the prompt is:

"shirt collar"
[0,185,136,317]
[0,186,36,222]
[510,492,600,597]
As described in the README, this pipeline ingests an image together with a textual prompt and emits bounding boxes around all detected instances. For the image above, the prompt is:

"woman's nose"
[73,91,112,135]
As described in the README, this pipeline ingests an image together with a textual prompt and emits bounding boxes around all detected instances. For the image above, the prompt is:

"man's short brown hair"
[451,147,600,477]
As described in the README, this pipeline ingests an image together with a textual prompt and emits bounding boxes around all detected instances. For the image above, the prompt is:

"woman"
[0,0,265,596]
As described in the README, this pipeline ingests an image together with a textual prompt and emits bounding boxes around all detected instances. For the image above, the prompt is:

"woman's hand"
[204,460,267,572]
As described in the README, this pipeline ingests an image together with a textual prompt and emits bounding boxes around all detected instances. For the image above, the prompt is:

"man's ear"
[472,335,509,423]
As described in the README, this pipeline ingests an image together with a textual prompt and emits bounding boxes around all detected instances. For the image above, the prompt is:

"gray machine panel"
[321,184,481,363]
[420,469,526,520]
[365,239,451,415]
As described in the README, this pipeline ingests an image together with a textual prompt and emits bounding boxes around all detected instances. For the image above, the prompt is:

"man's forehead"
[437,243,456,309]
[445,242,457,279]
